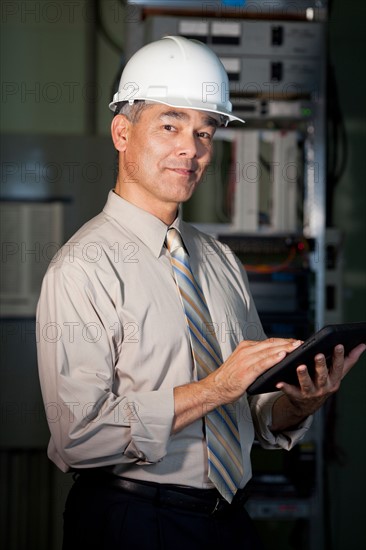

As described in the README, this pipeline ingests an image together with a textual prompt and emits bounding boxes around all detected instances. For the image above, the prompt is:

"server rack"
[124,3,328,548]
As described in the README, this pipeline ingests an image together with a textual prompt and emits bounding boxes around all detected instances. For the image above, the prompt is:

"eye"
[163,124,175,132]
[197,131,213,140]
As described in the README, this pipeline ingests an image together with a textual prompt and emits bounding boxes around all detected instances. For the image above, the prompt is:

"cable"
[96,0,124,54]
[243,246,297,273]
[96,0,128,110]
[325,55,349,226]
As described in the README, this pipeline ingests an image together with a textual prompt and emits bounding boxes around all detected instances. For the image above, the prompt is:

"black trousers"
[62,476,265,550]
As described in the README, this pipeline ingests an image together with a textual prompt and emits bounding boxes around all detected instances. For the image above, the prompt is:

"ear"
[111,114,131,152]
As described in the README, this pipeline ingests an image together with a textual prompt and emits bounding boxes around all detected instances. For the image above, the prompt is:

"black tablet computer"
[247,322,366,395]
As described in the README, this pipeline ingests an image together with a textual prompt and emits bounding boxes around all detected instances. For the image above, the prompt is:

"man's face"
[115,104,219,221]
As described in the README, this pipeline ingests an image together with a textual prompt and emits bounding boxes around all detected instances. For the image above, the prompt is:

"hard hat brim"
[109,96,245,125]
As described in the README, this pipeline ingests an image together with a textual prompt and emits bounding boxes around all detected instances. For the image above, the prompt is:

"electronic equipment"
[247,322,366,394]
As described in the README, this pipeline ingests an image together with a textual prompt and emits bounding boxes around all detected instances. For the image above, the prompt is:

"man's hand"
[209,338,303,404]
[271,343,366,432]
[173,337,302,433]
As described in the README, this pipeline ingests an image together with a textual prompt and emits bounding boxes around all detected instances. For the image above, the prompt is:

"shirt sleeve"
[248,392,313,450]
[36,260,175,471]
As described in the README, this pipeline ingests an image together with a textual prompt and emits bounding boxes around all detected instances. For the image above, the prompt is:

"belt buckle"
[210,497,226,516]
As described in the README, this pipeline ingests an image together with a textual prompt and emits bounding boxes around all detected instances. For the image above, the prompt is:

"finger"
[246,348,289,379]
[276,365,314,397]
[242,344,301,383]
[347,342,366,359]
[254,342,304,378]
[343,343,366,374]
[243,338,302,349]
[267,340,303,356]
[275,381,302,399]
[313,353,330,387]
[236,339,302,361]
[296,364,315,393]
[329,345,345,381]
[276,364,314,395]
[254,341,303,366]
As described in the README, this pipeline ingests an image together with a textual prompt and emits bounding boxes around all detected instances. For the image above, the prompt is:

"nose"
[176,132,199,158]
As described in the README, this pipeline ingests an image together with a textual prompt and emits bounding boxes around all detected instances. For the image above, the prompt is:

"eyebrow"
[159,110,220,128]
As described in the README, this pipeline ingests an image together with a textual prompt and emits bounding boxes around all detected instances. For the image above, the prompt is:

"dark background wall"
[327,1,366,547]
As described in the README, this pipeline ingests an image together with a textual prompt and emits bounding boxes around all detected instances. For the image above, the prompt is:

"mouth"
[168,167,196,177]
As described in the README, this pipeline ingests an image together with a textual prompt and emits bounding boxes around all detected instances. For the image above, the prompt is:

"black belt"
[75,470,249,516]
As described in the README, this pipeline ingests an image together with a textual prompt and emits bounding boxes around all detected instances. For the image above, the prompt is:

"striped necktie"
[166,227,243,502]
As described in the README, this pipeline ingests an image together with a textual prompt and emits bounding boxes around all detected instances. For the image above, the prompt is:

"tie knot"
[166,227,184,255]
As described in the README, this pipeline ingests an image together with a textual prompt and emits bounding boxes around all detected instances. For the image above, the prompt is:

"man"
[37,36,365,549]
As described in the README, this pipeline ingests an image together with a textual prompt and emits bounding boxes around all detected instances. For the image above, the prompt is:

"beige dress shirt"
[36,190,311,489]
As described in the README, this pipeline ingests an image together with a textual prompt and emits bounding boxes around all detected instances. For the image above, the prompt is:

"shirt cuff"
[123,388,175,463]
[250,392,313,450]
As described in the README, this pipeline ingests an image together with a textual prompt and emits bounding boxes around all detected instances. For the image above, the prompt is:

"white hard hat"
[109,35,244,126]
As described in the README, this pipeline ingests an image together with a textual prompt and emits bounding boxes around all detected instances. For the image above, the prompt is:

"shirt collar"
[103,190,171,258]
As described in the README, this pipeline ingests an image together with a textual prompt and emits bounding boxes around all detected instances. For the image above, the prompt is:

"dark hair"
[114,101,153,123]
